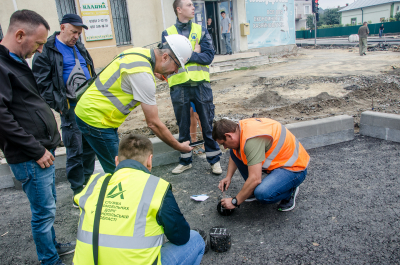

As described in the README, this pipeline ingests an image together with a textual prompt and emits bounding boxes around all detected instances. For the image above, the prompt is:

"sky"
[318,0,358,9]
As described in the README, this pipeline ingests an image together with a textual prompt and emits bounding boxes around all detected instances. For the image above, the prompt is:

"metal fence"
[296,21,400,39]
[54,0,77,23]
[110,0,132,46]
[0,24,3,42]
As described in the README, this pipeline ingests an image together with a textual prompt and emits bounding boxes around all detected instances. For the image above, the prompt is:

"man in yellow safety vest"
[73,133,205,264]
[74,34,194,174]
[160,0,222,175]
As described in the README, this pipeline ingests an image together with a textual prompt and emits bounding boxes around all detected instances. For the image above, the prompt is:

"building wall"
[341,3,392,25]
[295,0,312,30]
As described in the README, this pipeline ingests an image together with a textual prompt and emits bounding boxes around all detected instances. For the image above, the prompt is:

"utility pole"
[314,13,317,47]
[312,0,319,48]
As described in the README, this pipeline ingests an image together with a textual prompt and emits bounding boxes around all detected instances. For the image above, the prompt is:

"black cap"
[61,14,88,30]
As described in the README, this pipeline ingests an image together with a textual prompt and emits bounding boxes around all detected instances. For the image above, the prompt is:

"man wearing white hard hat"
[74,34,194,174]
[161,0,222,175]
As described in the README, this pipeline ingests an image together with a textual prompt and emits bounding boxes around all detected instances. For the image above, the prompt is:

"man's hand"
[194,38,201,53]
[36,149,55,169]
[221,198,235,210]
[154,73,165,81]
[179,141,193,153]
[218,177,232,192]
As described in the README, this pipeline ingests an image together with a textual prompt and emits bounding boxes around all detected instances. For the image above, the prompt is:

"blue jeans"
[230,149,307,203]
[379,29,383,38]
[61,105,96,194]
[170,82,221,165]
[222,33,232,54]
[161,230,205,265]
[9,150,59,265]
[75,116,119,174]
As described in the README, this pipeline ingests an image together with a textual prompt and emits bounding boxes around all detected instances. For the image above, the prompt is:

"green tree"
[395,12,400,21]
[306,14,322,30]
[321,8,341,25]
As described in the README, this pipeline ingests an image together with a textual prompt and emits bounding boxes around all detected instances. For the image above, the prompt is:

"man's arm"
[0,70,47,162]
[32,51,59,112]
[157,187,190,245]
[221,162,262,209]
[188,27,215,65]
[141,103,192,153]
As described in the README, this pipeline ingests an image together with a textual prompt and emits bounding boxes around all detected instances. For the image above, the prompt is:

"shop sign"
[80,0,113,41]
[246,0,295,48]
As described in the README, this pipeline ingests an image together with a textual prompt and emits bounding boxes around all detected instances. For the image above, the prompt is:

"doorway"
[205,1,221,54]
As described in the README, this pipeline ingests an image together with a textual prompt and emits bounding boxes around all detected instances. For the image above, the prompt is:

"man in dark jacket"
[32,14,96,206]
[0,10,74,265]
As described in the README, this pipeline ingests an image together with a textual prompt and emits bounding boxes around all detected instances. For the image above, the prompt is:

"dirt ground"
[104,48,400,137]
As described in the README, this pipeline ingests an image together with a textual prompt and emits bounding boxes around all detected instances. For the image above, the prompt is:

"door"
[205,1,221,54]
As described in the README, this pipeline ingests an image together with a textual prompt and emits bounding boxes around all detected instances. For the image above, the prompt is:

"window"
[351,18,357,25]
[0,24,3,42]
[304,5,310,14]
[109,0,132,46]
[54,0,77,23]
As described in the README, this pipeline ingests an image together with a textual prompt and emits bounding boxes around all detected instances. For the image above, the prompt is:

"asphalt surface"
[0,134,399,264]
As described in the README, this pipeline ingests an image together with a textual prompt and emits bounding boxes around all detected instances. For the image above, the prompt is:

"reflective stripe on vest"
[75,48,154,129]
[234,118,310,172]
[166,24,210,87]
[76,174,164,249]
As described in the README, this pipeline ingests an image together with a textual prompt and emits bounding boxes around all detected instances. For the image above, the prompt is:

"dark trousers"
[61,104,96,194]
[170,82,221,165]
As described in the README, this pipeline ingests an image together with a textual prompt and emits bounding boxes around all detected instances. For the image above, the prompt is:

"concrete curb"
[1,116,357,190]
[359,111,400,142]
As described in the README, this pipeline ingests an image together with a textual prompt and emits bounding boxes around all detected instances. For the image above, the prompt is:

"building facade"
[1,0,296,68]
[295,0,312,30]
[339,0,400,25]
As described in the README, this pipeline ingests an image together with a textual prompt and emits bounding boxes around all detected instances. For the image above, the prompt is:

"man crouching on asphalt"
[212,118,310,212]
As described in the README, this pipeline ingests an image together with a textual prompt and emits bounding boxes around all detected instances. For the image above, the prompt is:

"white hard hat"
[165,34,193,70]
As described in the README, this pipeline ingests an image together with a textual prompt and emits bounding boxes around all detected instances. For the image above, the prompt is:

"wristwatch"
[231,197,240,208]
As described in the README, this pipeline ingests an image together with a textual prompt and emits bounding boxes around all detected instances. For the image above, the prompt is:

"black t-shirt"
[380,26,384,30]
[207,25,214,36]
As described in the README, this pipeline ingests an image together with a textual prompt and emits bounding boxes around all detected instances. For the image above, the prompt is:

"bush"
[395,12,400,21]
[389,18,396,22]
[300,27,306,31]
[368,20,372,24]
[345,23,352,27]
[358,22,362,25]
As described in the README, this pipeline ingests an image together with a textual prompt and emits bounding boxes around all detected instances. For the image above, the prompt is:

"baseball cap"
[61,14,88,30]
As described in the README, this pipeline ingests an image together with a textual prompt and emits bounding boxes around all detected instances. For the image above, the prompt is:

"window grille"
[54,0,77,23]
[109,0,132,46]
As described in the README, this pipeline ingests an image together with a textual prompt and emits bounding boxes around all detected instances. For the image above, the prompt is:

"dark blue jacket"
[115,159,190,245]
[162,19,215,66]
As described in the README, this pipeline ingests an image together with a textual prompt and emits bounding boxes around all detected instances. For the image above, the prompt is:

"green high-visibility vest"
[166,23,210,87]
[73,168,170,265]
[75,48,155,129]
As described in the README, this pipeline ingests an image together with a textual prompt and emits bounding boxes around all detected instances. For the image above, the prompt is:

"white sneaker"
[211,162,222,175]
[172,164,192,174]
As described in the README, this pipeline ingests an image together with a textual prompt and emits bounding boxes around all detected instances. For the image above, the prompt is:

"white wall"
[341,3,393,25]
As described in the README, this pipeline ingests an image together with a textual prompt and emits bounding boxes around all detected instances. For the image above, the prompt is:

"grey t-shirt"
[120,72,156,105]
[221,17,231,33]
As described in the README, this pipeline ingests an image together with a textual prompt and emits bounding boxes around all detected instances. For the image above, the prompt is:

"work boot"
[55,241,76,256]
[172,164,192,174]
[277,186,299,212]
[211,162,222,175]
[72,196,79,209]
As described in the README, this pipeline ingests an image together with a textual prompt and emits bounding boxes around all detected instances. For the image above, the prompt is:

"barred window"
[54,0,77,23]
[110,0,132,46]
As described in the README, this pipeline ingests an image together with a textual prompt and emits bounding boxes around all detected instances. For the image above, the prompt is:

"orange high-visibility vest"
[233,118,310,172]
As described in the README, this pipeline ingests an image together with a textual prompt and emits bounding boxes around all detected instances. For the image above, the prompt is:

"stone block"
[360,111,400,142]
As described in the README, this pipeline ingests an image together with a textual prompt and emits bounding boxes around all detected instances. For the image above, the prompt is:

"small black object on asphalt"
[209,227,231,253]
[217,201,234,216]
[193,228,209,254]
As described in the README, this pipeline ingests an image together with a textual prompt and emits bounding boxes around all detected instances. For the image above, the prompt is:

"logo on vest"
[106,182,125,199]
[191,33,198,40]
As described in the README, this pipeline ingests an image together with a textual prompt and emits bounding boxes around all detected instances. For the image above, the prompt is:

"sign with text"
[80,0,113,41]
[246,0,295,48]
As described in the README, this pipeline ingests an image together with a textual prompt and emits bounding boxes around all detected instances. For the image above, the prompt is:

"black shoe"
[52,259,66,265]
[55,241,76,256]
[229,52,232,55]
[277,187,299,212]
[363,53,367,55]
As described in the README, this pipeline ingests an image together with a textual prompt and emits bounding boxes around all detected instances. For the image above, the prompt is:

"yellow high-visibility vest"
[73,167,170,265]
[75,48,155,128]
[166,23,210,87]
